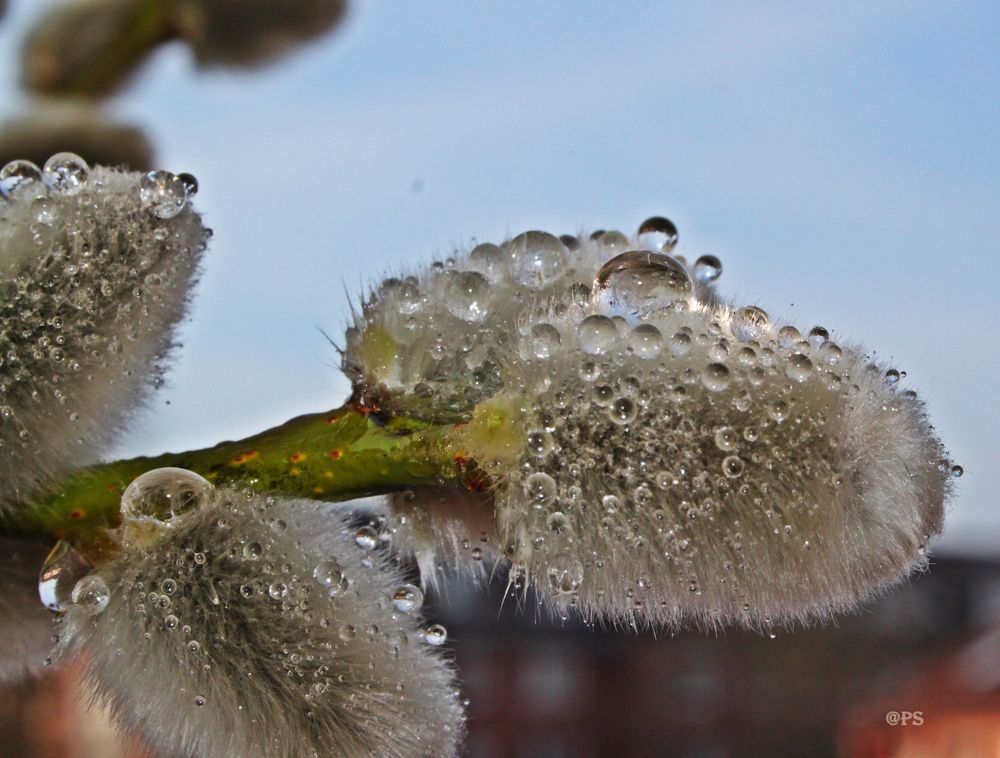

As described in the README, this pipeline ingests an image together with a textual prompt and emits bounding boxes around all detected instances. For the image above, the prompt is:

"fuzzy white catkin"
[57,489,464,758]
[0,163,207,509]
[346,225,954,630]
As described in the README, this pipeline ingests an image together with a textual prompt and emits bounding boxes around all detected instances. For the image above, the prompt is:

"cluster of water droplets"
[347,215,956,628]
[0,158,208,509]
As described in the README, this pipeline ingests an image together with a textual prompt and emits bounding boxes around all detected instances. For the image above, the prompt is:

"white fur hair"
[0,165,207,510]
[347,225,954,630]
[57,490,464,757]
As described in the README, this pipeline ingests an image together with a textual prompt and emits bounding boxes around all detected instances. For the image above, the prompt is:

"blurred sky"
[1,1,997,554]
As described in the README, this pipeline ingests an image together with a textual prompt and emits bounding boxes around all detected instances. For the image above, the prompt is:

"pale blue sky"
[2,1,998,553]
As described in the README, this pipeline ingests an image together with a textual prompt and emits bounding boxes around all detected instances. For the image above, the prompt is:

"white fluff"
[346,226,954,629]
[57,489,464,758]
[0,165,208,509]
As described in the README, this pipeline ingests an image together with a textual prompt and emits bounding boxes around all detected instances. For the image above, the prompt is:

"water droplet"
[777,325,801,348]
[268,582,288,600]
[526,431,554,458]
[693,255,722,283]
[164,614,179,629]
[951,465,963,478]
[187,640,201,653]
[547,512,569,534]
[422,624,448,646]
[722,456,745,479]
[176,173,199,197]
[507,231,566,289]
[31,197,58,225]
[714,426,739,452]
[785,353,813,382]
[818,342,842,365]
[700,363,731,392]
[608,397,637,425]
[355,526,378,550]
[546,554,584,594]
[194,695,206,707]
[628,324,663,359]
[392,583,424,613]
[161,578,177,595]
[732,306,770,342]
[0,160,46,199]
[598,230,629,251]
[42,153,89,195]
[885,369,900,385]
[670,331,692,355]
[242,542,263,560]
[442,271,491,321]
[38,541,92,612]
[139,170,188,219]
[313,559,347,595]
[769,400,789,423]
[636,216,679,252]
[807,326,829,347]
[529,323,561,358]
[577,315,617,355]
[525,472,557,504]
[121,468,214,529]
[593,250,693,320]
[467,243,504,280]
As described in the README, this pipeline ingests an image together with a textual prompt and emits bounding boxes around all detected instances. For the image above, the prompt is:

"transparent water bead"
[422,624,448,646]
[577,315,617,355]
[693,255,722,283]
[701,362,731,392]
[38,540,92,612]
[121,467,215,527]
[313,558,348,596]
[139,170,189,219]
[177,172,199,197]
[468,242,504,281]
[507,231,566,289]
[732,306,770,342]
[628,323,663,359]
[0,160,46,200]
[71,574,110,616]
[355,526,378,550]
[636,216,679,252]
[392,583,424,613]
[42,153,90,195]
[592,250,693,321]
[442,270,491,321]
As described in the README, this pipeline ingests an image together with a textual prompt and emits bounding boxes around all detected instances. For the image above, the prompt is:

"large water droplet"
[422,624,448,646]
[785,353,813,382]
[693,255,722,283]
[732,306,770,342]
[42,153,89,195]
[355,526,378,550]
[139,170,188,219]
[121,468,215,528]
[442,270,491,321]
[507,231,566,289]
[0,160,46,200]
[628,324,663,359]
[577,315,617,354]
[392,583,424,613]
[529,323,561,358]
[38,540,92,612]
[593,250,693,321]
[313,559,348,596]
[636,216,679,252]
[467,243,504,281]
[525,472,557,504]
[701,363,731,392]
[71,574,110,616]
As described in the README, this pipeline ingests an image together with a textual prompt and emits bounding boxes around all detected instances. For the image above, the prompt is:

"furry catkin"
[57,488,464,758]
[345,224,954,629]
[0,163,207,509]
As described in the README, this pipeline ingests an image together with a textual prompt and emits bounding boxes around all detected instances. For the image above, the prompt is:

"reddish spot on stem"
[328,449,343,460]
[466,473,488,492]
[325,414,339,424]
[69,508,85,520]
[453,453,469,472]
[106,484,117,492]
[290,452,306,463]
[353,402,381,415]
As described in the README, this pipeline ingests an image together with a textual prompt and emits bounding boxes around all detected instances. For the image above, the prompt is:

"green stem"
[0,402,475,559]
